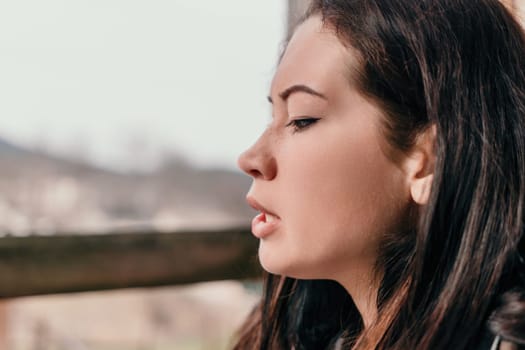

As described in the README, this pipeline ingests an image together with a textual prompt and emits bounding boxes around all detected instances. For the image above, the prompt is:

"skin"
[238,16,416,327]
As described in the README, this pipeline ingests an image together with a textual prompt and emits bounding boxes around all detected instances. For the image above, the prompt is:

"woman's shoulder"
[473,328,518,350]
[495,338,522,350]
[477,334,523,350]
[486,289,525,350]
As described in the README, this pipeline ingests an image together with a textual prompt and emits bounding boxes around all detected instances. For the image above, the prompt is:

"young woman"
[235,0,525,349]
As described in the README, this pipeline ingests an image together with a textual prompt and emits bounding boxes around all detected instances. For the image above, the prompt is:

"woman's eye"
[286,118,320,133]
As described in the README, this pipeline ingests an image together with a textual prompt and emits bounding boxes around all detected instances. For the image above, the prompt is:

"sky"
[0,1,287,172]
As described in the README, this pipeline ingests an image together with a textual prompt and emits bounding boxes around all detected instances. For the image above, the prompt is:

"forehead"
[271,16,355,97]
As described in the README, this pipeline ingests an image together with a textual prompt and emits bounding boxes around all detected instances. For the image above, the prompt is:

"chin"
[258,247,295,276]
[258,249,317,279]
[258,251,284,275]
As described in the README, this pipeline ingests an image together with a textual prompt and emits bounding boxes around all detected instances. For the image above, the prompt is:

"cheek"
[288,122,401,224]
[271,119,407,276]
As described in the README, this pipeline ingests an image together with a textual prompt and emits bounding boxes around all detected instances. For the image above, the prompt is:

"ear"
[403,125,436,205]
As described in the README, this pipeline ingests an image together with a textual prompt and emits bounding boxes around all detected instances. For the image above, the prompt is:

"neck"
[337,263,380,328]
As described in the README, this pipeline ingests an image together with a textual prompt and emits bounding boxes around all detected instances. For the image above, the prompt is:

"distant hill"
[0,138,29,155]
[0,137,253,235]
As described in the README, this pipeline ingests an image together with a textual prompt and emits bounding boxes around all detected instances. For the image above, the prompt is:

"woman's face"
[238,16,411,281]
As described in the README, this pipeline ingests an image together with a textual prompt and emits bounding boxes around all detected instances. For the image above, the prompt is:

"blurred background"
[0,1,522,349]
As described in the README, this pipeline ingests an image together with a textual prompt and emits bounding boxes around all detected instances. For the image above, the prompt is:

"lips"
[246,196,281,238]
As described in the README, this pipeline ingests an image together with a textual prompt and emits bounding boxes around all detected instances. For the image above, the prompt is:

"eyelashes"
[285,117,321,133]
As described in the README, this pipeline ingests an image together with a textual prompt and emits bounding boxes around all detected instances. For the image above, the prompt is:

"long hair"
[234,0,525,349]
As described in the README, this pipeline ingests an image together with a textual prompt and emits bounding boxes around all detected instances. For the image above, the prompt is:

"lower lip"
[251,212,280,238]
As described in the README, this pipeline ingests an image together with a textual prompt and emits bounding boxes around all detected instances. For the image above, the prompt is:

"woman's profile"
[235,0,525,349]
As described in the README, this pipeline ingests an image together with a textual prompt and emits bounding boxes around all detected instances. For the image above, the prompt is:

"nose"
[237,133,277,181]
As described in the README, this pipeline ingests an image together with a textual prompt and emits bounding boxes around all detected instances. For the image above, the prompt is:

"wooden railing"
[0,228,261,298]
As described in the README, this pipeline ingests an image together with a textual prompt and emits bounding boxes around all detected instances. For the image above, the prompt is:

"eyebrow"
[267,84,328,103]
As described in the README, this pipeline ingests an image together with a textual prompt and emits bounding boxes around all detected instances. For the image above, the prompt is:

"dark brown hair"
[234,0,525,349]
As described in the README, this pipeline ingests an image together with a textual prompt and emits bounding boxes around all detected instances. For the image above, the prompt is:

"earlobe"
[405,124,436,205]
[410,174,434,205]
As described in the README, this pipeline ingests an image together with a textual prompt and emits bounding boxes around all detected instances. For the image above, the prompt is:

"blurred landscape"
[0,0,290,347]
[0,137,253,236]
[0,137,259,350]
[7,281,260,350]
